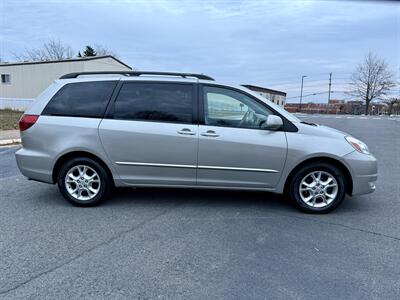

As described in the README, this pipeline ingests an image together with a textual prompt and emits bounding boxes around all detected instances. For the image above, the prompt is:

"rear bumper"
[343,151,378,196]
[15,148,54,183]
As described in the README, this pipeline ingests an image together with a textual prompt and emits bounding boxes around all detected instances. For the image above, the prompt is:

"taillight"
[19,114,39,131]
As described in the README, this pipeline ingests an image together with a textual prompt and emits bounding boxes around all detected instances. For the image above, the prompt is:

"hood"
[295,121,349,139]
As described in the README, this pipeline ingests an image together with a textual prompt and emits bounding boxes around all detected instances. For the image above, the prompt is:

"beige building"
[242,84,286,107]
[0,55,132,100]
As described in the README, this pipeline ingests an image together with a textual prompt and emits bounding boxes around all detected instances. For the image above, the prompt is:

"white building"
[242,84,286,107]
[0,55,131,110]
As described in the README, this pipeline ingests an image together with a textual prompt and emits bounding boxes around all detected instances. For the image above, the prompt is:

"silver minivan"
[15,71,377,213]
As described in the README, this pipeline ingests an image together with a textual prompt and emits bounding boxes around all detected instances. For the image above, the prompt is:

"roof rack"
[59,71,214,80]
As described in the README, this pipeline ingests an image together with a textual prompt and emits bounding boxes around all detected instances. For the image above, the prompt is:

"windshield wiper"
[301,121,318,126]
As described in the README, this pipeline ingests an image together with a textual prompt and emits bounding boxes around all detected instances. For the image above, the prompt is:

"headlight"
[345,136,370,155]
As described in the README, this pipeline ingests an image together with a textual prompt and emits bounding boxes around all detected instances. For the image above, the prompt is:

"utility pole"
[299,75,307,112]
[328,72,332,103]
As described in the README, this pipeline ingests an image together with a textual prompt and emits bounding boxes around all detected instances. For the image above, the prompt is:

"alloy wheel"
[65,165,101,201]
[299,171,338,208]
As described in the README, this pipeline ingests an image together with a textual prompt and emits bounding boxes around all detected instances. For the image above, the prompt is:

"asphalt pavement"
[0,116,399,299]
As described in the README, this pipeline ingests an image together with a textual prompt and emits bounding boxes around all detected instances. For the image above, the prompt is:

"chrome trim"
[198,165,278,173]
[115,162,197,169]
[123,183,277,191]
[115,162,278,173]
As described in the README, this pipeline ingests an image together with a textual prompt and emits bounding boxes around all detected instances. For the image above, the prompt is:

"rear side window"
[42,81,117,118]
[112,82,194,124]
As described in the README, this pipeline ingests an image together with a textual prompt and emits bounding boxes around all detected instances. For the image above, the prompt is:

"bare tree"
[93,44,119,58]
[386,97,400,115]
[349,52,395,115]
[13,39,73,61]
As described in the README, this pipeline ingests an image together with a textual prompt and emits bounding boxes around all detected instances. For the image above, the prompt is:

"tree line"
[12,39,117,62]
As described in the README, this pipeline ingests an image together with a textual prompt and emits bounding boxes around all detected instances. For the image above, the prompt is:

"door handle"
[177,128,196,135]
[201,130,219,137]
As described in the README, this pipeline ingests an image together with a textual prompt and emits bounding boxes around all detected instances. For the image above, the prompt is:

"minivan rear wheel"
[57,157,111,207]
[289,162,346,213]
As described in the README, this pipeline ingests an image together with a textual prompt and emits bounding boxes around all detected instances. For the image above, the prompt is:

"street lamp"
[299,75,307,112]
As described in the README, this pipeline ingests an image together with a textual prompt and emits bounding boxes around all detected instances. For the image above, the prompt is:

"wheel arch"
[283,156,353,195]
[52,151,115,185]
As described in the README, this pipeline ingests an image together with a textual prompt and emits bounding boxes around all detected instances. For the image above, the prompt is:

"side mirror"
[261,115,283,130]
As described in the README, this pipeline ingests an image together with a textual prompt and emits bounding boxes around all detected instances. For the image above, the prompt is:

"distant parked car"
[16,71,377,213]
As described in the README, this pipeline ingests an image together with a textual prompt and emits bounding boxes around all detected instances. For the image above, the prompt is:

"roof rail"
[59,71,214,80]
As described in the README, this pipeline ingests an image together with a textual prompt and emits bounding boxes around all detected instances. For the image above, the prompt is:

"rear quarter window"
[42,81,117,118]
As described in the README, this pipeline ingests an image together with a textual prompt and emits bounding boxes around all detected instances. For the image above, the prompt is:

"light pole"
[328,72,332,103]
[299,75,307,112]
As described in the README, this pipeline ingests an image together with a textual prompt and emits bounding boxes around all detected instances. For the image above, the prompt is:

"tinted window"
[43,81,117,118]
[203,85,272,129]
[113,83,194,124]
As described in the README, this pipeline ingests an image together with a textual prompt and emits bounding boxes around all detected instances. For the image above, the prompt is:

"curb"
[0,138,21,146]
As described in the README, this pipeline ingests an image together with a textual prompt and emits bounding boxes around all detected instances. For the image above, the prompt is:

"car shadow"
[109,187,375,215]
[37,183,371,215]
[105,187,295,211]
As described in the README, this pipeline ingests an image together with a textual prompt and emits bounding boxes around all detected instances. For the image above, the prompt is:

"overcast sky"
[1,0,399,102]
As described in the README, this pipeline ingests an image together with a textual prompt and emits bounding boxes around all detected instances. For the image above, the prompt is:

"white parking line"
[298,114,400,121]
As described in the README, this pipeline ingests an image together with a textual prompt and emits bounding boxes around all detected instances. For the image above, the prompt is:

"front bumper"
[343,151,378,196]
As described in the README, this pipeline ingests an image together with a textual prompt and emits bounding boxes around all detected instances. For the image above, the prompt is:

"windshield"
[266,99,301,123]
[240,86,301,123]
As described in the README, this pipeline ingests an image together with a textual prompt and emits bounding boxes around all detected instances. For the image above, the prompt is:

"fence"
[0,98,34,111]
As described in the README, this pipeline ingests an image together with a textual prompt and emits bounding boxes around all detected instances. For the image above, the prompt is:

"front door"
[99,81,198,185]
[197,85,287,188]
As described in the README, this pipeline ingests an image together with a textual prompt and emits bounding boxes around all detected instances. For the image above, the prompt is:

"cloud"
[1,0,399,102]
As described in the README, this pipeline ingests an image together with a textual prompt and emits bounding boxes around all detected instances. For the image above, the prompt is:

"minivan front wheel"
[289,162,346,213]
[57,157,111,206]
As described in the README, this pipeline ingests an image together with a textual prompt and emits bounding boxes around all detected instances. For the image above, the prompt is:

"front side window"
[43,81,117,118]
[113,83,194,124]
[203,85,272,129]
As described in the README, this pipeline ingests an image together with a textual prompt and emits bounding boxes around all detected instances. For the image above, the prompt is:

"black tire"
[57,157,112,207]
[289,162,346,214]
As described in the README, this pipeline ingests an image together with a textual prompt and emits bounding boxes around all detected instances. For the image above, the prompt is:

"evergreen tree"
[83,46,96,57]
